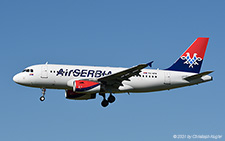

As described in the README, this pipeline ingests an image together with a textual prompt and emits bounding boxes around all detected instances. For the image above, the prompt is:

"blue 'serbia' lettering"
[95,70,102,78]
[80,69,87,77]
[56,68,112,78]
[87,70,95,77]
[73,69,80,77]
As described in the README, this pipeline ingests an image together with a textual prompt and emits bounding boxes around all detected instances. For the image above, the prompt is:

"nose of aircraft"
[13,73,22,84]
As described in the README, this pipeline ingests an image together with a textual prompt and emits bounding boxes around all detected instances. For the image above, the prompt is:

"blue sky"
[0,0,224,140]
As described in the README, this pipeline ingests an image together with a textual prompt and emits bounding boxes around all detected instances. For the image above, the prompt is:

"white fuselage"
[13,64,212,94]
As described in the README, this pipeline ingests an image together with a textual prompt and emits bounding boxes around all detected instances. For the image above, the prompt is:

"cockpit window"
[22,69,34,72]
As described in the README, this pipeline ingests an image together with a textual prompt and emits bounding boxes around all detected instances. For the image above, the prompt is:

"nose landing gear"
[40,88,46,101]
[100,93,116,107]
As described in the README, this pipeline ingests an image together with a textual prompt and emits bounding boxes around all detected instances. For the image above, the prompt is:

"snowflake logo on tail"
[181,53,202,68]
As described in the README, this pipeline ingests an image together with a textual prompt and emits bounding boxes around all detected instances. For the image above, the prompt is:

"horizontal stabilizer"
[184,71,213,81]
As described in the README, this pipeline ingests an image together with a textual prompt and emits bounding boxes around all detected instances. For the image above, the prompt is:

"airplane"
[13,37,213,107]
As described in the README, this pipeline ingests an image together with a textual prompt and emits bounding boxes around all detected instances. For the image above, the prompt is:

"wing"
[98,61,153,90]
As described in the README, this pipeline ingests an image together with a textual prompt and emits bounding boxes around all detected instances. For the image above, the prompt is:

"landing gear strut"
[40,88,46,101]
[100,93,116,107]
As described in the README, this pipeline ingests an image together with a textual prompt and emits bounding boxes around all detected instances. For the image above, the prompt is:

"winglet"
[147,61,154,68]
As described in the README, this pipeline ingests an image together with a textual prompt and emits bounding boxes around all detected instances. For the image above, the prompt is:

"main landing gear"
[100,93,116,107]
[40,88,46,101]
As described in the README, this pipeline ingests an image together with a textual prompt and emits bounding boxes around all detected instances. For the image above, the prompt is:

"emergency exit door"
[41,65,48,78]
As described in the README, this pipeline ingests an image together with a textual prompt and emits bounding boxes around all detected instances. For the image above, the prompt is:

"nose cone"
[13,73,26,85]
[13,73,21,83]
[13,73,32,86]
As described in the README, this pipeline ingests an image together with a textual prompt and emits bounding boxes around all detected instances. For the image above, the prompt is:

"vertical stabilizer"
[166,37,209,73]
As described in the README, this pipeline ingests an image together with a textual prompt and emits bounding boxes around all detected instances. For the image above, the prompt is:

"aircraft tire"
[101,99,109,107]
[40,96,45,101]
[108,95,116,103]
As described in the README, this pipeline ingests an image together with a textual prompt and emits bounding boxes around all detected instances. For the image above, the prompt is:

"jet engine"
[65,90,96,100]
[67,80,101,93]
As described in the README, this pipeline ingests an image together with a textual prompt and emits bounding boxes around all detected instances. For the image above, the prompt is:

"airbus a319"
[13,37,213,107]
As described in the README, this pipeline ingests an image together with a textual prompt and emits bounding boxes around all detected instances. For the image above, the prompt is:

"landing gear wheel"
[108,94,116,103]
[101,99,109,107]
[40,96,45,101]
[40,88,46,102]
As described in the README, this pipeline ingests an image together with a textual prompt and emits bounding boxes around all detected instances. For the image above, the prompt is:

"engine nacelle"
[65,90,96,100]
[67,80,101,93]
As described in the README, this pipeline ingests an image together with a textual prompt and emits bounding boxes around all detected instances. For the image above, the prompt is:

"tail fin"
[166,37,209,73]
